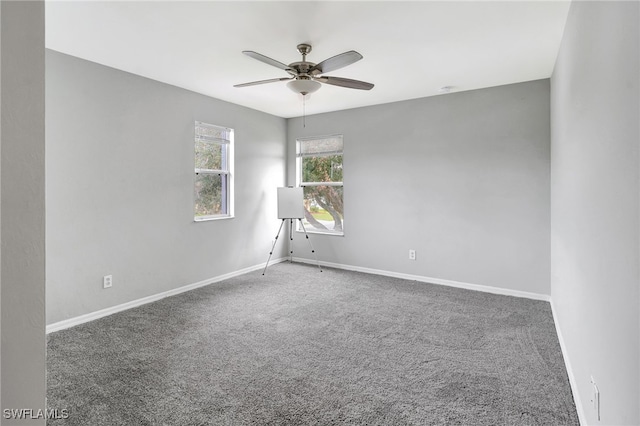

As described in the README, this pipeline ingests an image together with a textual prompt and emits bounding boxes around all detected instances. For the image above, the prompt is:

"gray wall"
[1,1,46,424]
[288,80,551,296]
[46,51,287,324]
[550,1,639,424]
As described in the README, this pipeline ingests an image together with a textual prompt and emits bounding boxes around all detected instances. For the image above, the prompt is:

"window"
[194,121,233,221]
[297,135,344,235]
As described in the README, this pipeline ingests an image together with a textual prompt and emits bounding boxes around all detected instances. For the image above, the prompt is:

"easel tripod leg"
[262,219,286,275]
[289,218,294,262]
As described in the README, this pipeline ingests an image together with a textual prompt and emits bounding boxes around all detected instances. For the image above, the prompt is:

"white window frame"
[296,135,344,236]
[194,121,234,221]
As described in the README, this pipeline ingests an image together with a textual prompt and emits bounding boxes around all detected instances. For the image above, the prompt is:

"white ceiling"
[46,1,571,118]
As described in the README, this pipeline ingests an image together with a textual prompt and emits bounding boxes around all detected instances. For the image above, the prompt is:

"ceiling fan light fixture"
[287,79,321,96]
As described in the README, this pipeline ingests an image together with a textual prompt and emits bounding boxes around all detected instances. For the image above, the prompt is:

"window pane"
[301,185,343,234]
[195,140,227,171]
[299,136,343,156]
[194,173,227,217]
[302,154,343,183]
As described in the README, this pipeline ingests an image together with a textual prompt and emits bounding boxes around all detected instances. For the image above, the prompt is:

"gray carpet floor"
[47,262,579,425]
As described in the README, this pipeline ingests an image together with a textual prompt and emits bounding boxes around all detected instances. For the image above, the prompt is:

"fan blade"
[316,76,374,90]
[310,51,363,74]
[234,77,293,88]
[242,51,292,72]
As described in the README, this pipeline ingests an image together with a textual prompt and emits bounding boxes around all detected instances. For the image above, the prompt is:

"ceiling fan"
[234,43,374,96]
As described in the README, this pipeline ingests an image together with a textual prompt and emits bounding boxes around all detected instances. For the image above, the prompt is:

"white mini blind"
[195,121,231,145]
[298,136,343,157]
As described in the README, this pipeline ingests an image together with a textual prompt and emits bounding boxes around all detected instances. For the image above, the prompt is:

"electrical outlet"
[409,249,416,260]
[591,376,600,421]
[103,275,113,289]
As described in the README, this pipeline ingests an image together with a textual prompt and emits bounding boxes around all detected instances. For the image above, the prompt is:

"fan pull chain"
[302,95,306,128]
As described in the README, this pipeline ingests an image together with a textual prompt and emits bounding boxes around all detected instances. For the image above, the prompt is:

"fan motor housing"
[289,61,316,75]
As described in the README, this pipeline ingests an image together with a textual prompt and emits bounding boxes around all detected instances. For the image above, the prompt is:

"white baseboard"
[292,257,551,302]
[48,257,550,334]
[47,256,549,331]
[550,299,586,426]
[46,258,287,334]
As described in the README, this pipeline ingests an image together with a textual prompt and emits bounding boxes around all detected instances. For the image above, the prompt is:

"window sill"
[194,215,234,222]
